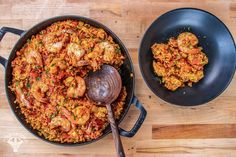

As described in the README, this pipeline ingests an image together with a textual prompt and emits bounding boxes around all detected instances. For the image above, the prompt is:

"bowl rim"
[138,7,236,106]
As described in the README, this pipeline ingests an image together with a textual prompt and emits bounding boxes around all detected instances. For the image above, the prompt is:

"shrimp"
[73,106,90,125]
[15,87,31,108]
[177,32,198,52]
[31,81,49,103]
[61,106,90,125]
[48,58,67,74]
[187,53,208,70]
[100,42,115,62]
[64,76,86,98]
[43,33,64,53]
[25,49,43,66]
[86,41,115,62]
[67,43,85,60]
[153,61,167,77]
[50,116,71,132]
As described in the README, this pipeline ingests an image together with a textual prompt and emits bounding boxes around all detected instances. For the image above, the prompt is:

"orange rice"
[152,32,208,91]
[10,20,126,143]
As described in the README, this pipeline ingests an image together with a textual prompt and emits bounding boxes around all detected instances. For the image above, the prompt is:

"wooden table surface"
[1,0,236,156]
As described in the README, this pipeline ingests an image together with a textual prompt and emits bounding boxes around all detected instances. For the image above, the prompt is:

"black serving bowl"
[139,8,236,106]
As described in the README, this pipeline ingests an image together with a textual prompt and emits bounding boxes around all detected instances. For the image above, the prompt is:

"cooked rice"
[151,32,208,91]
[10,20,126,143]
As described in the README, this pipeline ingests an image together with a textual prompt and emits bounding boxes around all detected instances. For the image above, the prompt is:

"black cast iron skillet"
[139,8,236,106]
[0,16,146,146]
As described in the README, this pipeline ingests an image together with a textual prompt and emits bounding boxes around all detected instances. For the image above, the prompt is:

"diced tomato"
[187,48,199,54]
[49,86,54,93]
[43,103,49,108]
[57,71,66,79]
[192,58,200,65]
[95,119,104,127]
[72,21,77,26]
[50,76,57,84]
[46,117,51,123]
[62,134,70,139]
[30,71,38,79]
[61,115,67,119]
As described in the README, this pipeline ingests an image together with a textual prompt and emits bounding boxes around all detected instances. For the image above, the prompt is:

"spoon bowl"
[85,64,125,157]
[86,64,122,105]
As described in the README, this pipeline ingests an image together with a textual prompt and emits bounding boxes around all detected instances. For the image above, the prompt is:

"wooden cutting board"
[0,0,236,156]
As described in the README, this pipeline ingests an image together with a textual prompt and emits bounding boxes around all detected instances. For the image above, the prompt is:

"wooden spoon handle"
[106,104,126,157]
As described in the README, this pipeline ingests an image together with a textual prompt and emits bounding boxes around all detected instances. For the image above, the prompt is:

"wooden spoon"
[85,65,125,157]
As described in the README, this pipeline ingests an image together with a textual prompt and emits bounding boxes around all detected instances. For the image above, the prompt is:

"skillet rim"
[4,15,135,146]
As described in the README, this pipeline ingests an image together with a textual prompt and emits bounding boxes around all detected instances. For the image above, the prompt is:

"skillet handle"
[0,27,25,68]
[119,96,147,137]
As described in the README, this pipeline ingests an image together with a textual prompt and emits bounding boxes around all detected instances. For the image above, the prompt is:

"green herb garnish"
[115,47,121,53]
[36,77,41,81]
[15,81,20,86]
[45,69,49,74]
[50,112,57,119]
[51,63,56,67]
[35,65,41,69]
[38,40,43,45]
[26,82,31,88]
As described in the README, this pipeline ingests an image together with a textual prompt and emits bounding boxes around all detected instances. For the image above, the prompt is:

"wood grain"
[0,0,236,157]
[153,124,236,139]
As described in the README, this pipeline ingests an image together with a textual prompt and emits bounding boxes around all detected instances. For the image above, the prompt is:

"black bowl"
[139,8,236,106]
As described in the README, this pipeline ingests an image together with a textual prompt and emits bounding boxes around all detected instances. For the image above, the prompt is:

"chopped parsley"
[45,69,49,75]
[50,112,57,119]
[38,40,43,45]
[35,65,41,69]
[15,81,20,86]
[51,63,56,67]
[174,60,178,65]
[26,82,31,88]
[115,47,121,53]
[36,77,41,81]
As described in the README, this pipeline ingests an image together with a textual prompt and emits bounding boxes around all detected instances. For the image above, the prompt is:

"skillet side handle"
[0,56,7,68]
[0,27,25,68]
[119,96,147,137]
